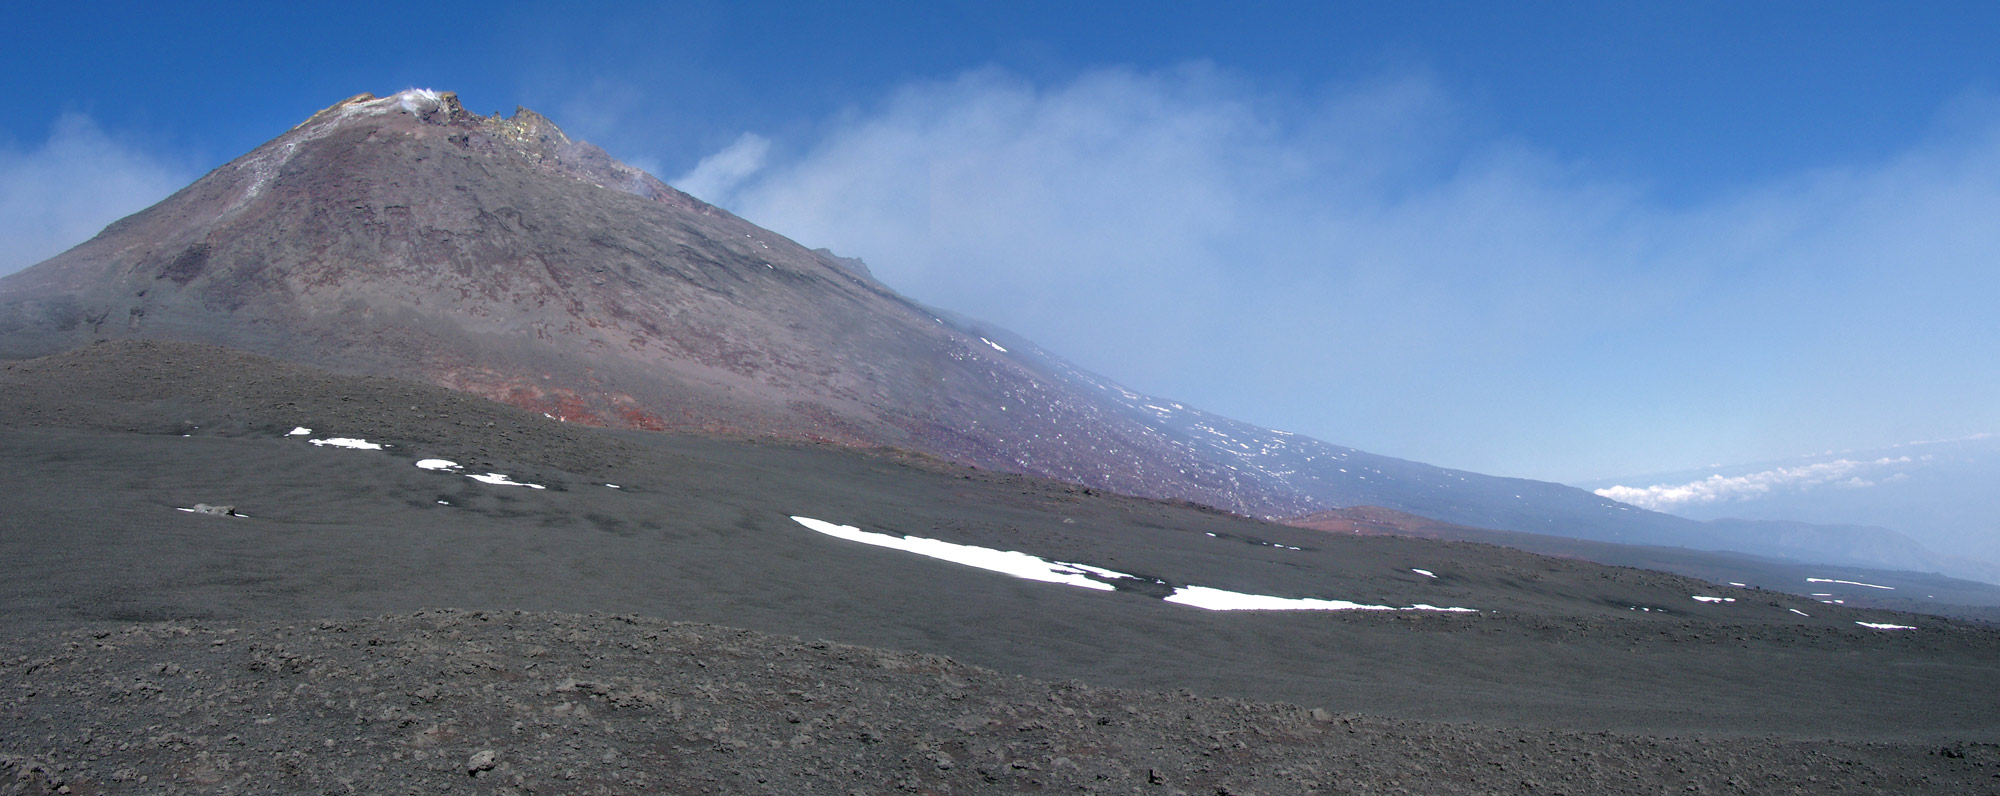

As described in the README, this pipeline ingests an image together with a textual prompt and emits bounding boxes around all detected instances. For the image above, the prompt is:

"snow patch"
[287,427,311,436]
[1057,562,1137,581]
[310,437,384,450]
[467,473,545,489]
[1411,569,1436,578]
[415,459,460,471]
[1691,595,1736,603]
[790,516,1117,591]
[792,516,1477,613]
[1164,586,1474,613]
[1856,622,1915,630]
[174,506,247,517]
[1807,578,1894,590]
[980,337,1008,353]
[1789,608,1810,617]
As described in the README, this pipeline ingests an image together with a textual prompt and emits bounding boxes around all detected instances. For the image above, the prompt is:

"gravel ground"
[6,610,1996,796]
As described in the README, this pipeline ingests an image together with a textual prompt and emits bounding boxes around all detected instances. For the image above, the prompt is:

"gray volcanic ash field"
[8,612,1994,796]
[3,341,1999,794]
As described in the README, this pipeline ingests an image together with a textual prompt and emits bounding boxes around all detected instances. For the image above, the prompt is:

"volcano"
[0,89,1886,558]
[3,90,1999,794]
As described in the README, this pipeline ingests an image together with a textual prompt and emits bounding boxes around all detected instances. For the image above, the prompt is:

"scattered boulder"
[466,749,496,777]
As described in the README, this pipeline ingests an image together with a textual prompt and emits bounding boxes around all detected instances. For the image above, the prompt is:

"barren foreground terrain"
[3,341,1997,794]
[9,611,1995,796]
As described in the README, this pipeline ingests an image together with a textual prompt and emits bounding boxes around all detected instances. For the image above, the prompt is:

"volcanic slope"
[3,341,1997,796]
[0,88,1784,559]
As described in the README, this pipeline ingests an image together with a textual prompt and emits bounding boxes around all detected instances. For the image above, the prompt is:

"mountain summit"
[0,90,1265,507]
[0,89,1781,550]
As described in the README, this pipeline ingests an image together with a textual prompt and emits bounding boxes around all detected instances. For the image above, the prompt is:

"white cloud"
[654,67,2000,478]
[671,131,770,203]
[0,113,193,277]
[1596,456,1916,511]
[719,66,1563,387]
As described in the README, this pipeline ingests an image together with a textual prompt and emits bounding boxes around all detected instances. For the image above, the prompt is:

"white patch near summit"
[1856,622,1916,630]
[287,427,312,436]
[415,459,461,471]
[1691,595,1736,603]
[1411,569,1436,578]
[396,88,443,113]
[310,437,385,450]
[980,337,1008,353]
[235,90,447,212]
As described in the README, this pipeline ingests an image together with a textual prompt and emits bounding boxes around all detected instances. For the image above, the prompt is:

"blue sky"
[5,1,1998,483]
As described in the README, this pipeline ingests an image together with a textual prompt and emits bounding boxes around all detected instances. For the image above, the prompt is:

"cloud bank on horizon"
[1585,432,2000,565]
[1595,456,1917,512]
[671,65,2000,480]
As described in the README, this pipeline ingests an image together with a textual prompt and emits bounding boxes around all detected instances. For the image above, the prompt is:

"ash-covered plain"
[3,340,1998,794]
